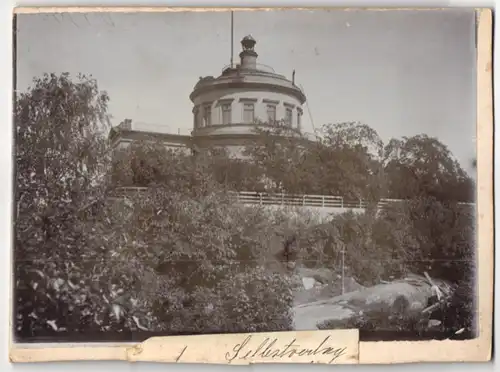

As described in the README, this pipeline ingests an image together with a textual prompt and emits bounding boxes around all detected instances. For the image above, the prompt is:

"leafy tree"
[379,196,476,335]
[393,197,476,282]
[288,209,412,286]
[112,140,264,193]
[197,146,265,192]
[105,151,295,334]
[112,140,201,192]
[26,133,294,337]
[14,73,113,337]
[15,74,477,341]
[319,121,384,161]
[243,121,386,201]
[314,122,386,202]
[384,135,475,203]
[242,120,314,194]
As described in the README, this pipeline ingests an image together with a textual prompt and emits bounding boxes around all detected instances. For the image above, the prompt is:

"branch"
[16,192,26,219]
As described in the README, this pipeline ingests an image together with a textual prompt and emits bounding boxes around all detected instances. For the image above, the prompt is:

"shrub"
[205,268,294,333]
[288,210,411,286]
[102,166,295,335]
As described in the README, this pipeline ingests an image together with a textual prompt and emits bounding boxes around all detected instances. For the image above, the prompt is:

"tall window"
[267,105,276,124]
[297,110,302,131]
[285,108,293,127]
[243,103,255,123]
[221,103,231,125]
[203,104,212,127]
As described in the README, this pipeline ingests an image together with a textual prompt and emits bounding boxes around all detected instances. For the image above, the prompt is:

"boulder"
[293,274,453,331]
[301,277,316,290]
[296,267,335,283]
[292,266,366,307]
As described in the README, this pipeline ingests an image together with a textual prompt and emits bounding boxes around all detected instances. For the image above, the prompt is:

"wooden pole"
[339,225,345,295]
[230,11,234,68]
[341,244,345,295]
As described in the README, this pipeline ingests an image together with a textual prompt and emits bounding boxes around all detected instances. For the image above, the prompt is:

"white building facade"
[109,36,308,156]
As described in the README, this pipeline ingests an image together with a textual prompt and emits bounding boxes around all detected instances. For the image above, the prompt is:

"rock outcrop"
[293,273,454,331]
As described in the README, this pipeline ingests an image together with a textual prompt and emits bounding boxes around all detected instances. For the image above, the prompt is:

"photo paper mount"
[8,6,493,365]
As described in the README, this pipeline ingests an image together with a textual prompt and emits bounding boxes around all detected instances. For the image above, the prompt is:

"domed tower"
[189,35,307,154]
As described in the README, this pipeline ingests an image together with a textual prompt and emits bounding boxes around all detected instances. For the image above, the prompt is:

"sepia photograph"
[12,7,484,353]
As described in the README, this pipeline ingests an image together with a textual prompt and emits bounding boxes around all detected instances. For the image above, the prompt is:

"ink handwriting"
[225,335,347,364]
[175,345,188,362]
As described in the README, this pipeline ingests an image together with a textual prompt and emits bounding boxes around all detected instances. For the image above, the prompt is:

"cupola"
[239,35,258,70]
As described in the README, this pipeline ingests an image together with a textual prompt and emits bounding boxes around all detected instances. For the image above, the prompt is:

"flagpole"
[230,10,234,68]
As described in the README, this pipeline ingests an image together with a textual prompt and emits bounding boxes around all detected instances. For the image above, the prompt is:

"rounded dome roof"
[190,70,306,104]
[190,36,306,104]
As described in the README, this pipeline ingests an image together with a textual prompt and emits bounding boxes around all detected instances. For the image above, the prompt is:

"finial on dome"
[241,35,257,51]
[239,35,258,70]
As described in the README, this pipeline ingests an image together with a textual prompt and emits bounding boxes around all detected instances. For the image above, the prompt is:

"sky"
[16,9,477,174]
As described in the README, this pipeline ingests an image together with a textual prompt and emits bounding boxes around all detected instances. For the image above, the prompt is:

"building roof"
[190,36,306,104]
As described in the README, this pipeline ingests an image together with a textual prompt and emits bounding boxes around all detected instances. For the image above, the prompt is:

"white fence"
[113,188,473,210]
[230,191,395,210]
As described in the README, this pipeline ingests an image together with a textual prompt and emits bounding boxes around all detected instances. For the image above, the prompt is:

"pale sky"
[16,9,477,174]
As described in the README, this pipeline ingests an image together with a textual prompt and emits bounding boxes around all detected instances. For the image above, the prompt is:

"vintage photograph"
[13,8,479,345]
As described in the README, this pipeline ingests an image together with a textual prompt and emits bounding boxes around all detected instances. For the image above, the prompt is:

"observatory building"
[109,36,308,155]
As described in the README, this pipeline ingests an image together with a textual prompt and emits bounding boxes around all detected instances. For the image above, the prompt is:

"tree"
[320,121,384,161]
[393,197,476,282]
[379,196,476,336]
[14,73,113,337]
[384,135,475,203]
[106,146,295,334]
[242,120,315,194]
[314,122,386,201]
[243,121,386,201]
[288,209,413,286]
[15,72,111,255]
[196,146,264,192]
[27,134,294,337]
[112,140,201,192]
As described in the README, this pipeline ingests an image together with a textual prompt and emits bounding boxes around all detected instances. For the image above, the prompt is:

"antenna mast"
[230,11,234,67]
[299,84,317,134]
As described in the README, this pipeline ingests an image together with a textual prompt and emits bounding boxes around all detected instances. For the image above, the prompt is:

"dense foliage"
[14,75,294,339]
[14,73,477,341]
[383,135,475,203]
[15,73,114,337]
[241,122,386,200]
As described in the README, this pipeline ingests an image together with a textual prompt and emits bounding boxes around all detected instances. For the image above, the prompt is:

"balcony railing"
[221,63,277,74]
[112,188,474,210]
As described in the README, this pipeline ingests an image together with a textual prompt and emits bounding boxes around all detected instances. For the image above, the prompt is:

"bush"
[101,153,296,336]
[16,124,297,339]
[287,210,411,286]
[200,268,294,333]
